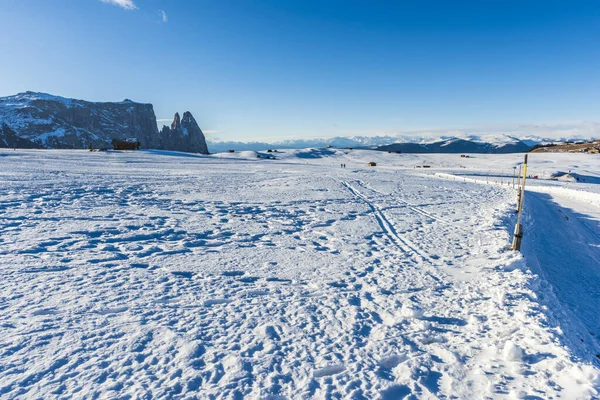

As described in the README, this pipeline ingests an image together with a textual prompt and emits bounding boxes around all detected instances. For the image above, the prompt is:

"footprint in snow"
[313,364,346,378]
[171,271,194,279]
[247,289,270,297]
[379,354,407,369]
[380,384,411,400]
[238,276,259,283]
[222,270,245,277]
[153,298,178,305]
[32,308,59,316]
[266,277,292,284]
[96,307,128,315]
[255,324,282,341]
[204,299,233,307]
[23,266,70,273]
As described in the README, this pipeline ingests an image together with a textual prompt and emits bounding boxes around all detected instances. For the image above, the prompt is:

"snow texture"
[0,148,598,398]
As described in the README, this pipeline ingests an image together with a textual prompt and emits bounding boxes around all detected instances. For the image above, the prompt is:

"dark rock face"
[171,112,181,130]
[159,111,209,154]
[0,123,43,149]
[0,92,159,149]
[0,92,209,154]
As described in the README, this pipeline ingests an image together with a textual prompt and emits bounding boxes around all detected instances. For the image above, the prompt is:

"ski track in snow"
[0,149,599,399]
[340,180,434,265]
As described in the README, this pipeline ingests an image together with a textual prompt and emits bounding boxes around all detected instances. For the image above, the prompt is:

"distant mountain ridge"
[206,135,530,153]
[375,137,531,154]
[3,92,597,154]
[206,133,598,153]
[0,91,209,154]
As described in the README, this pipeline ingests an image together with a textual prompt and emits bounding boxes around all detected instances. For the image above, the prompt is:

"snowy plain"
[0,148,599,399]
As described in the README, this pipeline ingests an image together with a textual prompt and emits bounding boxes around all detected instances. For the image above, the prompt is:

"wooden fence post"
[511,154,528,251]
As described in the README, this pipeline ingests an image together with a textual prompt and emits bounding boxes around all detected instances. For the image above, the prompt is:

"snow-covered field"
[1,148,599,399]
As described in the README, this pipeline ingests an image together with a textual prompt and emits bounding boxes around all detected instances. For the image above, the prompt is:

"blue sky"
[1,0,599,141]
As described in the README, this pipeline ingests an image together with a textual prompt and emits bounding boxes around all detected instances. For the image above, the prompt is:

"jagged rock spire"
[160,111,209,154]
[181,111,195,125]
[171,112,181,130]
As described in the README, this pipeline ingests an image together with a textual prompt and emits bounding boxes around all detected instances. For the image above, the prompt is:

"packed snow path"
[0,149,598,399]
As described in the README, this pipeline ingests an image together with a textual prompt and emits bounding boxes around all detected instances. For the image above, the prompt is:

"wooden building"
[112,139,140,150]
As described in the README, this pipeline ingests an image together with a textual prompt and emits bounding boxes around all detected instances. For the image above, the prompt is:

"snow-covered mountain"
[208,132,600,154]
[3,92,596,154]
[0,92,209,153]
[0,123,43,149]
[376,136,531,154]
[206,136,397,153]
[207,134,532,153]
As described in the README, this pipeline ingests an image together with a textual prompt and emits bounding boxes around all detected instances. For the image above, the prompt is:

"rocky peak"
[0,92,159,149]
[171,112,181,130]
[181,111,195,125]
[160,111,209,154]
[0,91,209,154]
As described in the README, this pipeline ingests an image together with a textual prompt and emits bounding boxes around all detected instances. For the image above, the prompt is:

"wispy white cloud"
[100,0,137,10]
[159,10,168,23]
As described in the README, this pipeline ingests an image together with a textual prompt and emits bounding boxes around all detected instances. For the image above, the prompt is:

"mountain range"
[205,133,595,154]
[0,92,209,153]
[375,137,531,154]
[2,92,597,154]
